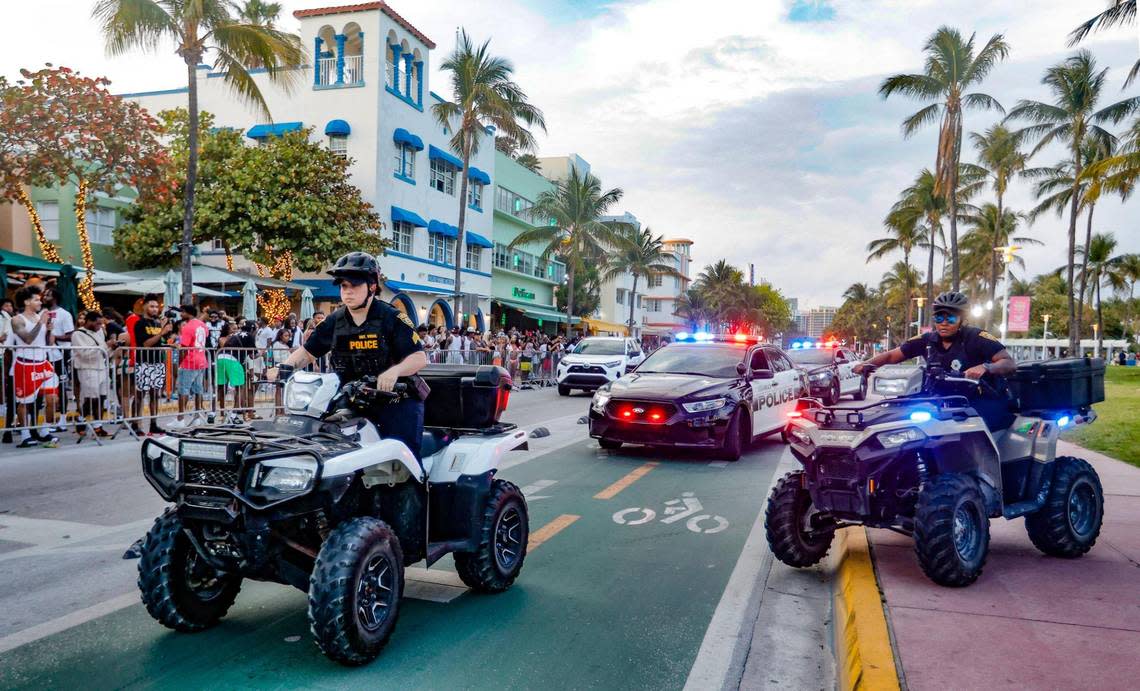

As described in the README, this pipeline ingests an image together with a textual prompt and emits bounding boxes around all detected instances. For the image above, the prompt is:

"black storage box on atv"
[1009,357,1105,411]
[420,364,512,429]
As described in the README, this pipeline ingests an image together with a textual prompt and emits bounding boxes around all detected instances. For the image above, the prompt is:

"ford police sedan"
[588,334,807,461]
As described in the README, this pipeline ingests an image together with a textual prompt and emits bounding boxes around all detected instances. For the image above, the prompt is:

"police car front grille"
[569,365,606,374]
[606,400,678,418]
[184,462,241,488]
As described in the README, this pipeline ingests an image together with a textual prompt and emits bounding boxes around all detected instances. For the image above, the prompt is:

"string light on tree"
[17,188,63,264]
[73,182,100,311]
[254,249,294,322]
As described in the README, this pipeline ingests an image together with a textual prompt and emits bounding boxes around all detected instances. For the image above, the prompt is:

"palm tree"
[960,203,1042,329]
[867,212,926,336]
[888,170,945,315]
[600,227,682,334]
[970,124,1029,297]
[235,0,282,27]
[1069,1,1139,87]
[879,261,923,343]
[675,288,714,332]
[433,30,546,319]
[1006,50,1140,351]
[880,27,1010,290]
[1109,253,1140,340]
[693,260,746,325]
[515,154,541,173]
[511,167,625,336]
[93,0,302,303]
[1083,232,1124,348]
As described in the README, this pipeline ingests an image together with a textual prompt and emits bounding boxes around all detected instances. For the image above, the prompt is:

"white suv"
[556,337,645,396]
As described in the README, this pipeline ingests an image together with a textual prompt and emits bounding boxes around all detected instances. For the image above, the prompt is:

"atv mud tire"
[765,471,834,567]
[138,510,242,632]
[455,479,530,593]
[914,474,990,587]
[1025,456,1104,558]
[309,517,404,666]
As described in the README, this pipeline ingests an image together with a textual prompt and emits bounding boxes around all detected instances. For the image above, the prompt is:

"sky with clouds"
[4,0,1139,308]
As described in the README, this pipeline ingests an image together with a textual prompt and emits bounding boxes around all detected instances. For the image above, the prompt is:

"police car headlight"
[877,427,926,448]
[809,372,830,382]
[592,391,611,412]
[683,398,727,413]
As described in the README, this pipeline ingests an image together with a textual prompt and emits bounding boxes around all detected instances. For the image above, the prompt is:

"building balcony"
[315,55,364,88]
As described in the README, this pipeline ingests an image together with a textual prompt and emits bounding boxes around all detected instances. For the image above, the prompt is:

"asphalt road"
[0,387,833,690]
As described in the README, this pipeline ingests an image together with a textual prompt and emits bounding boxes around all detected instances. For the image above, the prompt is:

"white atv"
[138,365,529,665]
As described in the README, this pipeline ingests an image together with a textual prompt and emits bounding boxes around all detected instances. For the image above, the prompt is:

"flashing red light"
[620,408,633,419]
[734,333,748,342]
[649,412,663,421]
[787,411,803,418]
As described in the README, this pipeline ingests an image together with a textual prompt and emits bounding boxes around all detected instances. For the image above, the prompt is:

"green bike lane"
[0,437,785,690]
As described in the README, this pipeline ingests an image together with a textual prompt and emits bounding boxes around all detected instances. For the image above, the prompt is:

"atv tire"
[719,408,749,461]
[1025,457,1103,558]
[914,474,990,587]
[598,438,623,450]
[455,479,529,593]
[766,471,834,567]
[309,517,404,666]
[138,510,242,632]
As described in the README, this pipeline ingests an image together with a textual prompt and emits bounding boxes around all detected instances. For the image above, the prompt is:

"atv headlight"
[683,398,727,413]
[256,456,318,493]
[160,452,178,480]
[876,427,926,448]
[789,427,813,445]
[874,379,907,395]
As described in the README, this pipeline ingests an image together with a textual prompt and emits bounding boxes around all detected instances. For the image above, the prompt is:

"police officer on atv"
[854,291,1019,430]
[269,251,429,456]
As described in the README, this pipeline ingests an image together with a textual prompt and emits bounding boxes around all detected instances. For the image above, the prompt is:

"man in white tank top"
[8,285,60,447]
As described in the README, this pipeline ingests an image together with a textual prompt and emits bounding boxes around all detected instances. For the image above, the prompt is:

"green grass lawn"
[1063,365,1140,468]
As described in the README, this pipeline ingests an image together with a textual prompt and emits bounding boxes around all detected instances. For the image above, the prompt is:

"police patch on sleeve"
[978,330,1000,341]
[396,312,415,329]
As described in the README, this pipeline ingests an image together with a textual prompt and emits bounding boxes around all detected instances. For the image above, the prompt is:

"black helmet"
[932,291,969,313]
[328,252,379,282]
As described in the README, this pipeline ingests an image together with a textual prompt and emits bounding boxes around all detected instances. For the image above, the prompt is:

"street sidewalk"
[869,441,1140,690]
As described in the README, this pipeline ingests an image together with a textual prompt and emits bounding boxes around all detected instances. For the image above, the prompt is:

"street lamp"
[1042,313,1051,361]
[1093,323,1100,359]
[912,296,926,337]
[995,245,1020,338]
[885,315,893,350]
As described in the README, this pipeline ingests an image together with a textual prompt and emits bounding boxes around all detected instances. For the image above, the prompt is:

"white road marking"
[0,516,155,563]
[519,479,557,501]
[0,592,139,655]
[708,461,729,468]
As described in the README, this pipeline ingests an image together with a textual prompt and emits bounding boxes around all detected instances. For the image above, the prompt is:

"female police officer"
[268,252,429,457]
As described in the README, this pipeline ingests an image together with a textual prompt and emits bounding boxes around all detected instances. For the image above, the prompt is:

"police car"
[587,333,807,461]
[556,337,645,396]
[785,340,866,405]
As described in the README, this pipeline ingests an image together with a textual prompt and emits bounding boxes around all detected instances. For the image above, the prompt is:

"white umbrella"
[242,279,258,321]
[300,288,315,321]
[95,279,230,298]
[163,269,180,307]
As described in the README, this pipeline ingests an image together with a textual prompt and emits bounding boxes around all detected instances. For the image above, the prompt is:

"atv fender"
[322,439,424,485]
[428,428,529,484]
[926,425,1003,516]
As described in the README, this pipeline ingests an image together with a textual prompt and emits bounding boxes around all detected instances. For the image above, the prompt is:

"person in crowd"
[270,327,294,415]
[447,326,464,364]
[205,309,224,349]
[255,317,276,354]
[285,314,303,349]
[9,285,60,447]
[215,321,252,421]
[71,310,113,438]
[173,303,208,428]
[41,285,74,431]
[133,294,173,436]
[473,330,492,364]
[0,297,14,442]
[418,324,435,351]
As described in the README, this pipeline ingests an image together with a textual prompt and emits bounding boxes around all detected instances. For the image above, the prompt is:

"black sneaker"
[17,436,38,449]
[2,432,12,444]
[149,424,167,436]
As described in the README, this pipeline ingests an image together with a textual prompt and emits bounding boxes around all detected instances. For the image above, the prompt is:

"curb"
[831,527,900,691]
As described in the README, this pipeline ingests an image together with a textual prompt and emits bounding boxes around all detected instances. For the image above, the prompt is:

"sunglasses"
[334,276,368,288]
[932,313,960,324]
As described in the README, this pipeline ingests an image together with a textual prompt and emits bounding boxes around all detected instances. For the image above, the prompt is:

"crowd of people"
[0,287,583,448]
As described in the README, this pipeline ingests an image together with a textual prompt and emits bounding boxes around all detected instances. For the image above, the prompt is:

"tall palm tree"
[1069,1,1139,87]
[1006,50,1140,351]
[888,170,945,316]
[511,167,624,336]
[693,259,746,324]
[93,0,302,303]
[880,27,1010,290]
[600,227,682,334]
[960,203,1042,329]
[879,261,923,343]
[1109,253,1140,340]
[1083,232,1123,348]
[433,30,546,319]
[970,124,1029,294]
[868,212,927,336]
[675,288,714,332]
[235,0,282,27]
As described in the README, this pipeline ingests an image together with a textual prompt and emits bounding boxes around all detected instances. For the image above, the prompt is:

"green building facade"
[23,183,133,272]
[490,151,568,333]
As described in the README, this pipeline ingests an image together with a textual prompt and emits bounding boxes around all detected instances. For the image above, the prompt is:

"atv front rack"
[809,394,973,427]
[162,423,353,454]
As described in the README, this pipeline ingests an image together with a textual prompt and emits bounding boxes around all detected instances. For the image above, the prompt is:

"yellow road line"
[832,527,900,691]
[528,514,580,551]
[593,462,659,500]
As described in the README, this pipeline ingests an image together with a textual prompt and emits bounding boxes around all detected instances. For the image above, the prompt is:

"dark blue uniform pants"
[374,397,425,460]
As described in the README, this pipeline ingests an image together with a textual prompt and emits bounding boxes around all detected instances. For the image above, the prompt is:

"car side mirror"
[752,368,774,379]
[736,362,748,376]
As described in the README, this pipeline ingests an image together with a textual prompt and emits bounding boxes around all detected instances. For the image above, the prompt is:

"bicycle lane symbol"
[612,492,729,535]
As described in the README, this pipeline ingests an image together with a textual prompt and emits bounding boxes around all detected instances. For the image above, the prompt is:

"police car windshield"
[787,349,834,366]
[574,339,625,355]
[637,344,745,378]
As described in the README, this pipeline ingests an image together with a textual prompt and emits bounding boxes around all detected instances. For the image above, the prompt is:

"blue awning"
[427,220,459,238]
[246,122,303,139]
[391,206,428,227]
[384,279,453,296]
[393,128,424,151]
[293,278,341,300]
[465,231,493,248]
[428,145,463,169]
[467,167,491,185]
[325,119,351,136]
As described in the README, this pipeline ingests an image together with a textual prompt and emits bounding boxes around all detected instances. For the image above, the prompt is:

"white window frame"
[430,158,456,195]
[85,206,116,246]
[465,244,482,271]
[392,221,414,254]
[429,234,455,265]
[393,143,415,177]
[615,288,626,305]
[35,201,60,241]
[329,134,348,159]
[468,181,484,209]
[647,274,663,288]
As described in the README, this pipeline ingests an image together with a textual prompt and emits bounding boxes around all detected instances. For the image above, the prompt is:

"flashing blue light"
[791,342,803,349]
[909,411,932,423]
[676,332,690,341]
[1057,415,1071,428]
[694,332,714,341]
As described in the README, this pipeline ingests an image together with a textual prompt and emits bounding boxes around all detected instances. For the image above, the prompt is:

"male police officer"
[854,291,1018,430]
[269,252,429,456]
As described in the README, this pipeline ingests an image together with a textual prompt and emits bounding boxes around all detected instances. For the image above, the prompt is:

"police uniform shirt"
[303,298,422,375]
[899,325,1006,382]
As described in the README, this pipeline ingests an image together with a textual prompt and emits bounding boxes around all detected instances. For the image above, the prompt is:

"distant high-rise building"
[805,306,838,339]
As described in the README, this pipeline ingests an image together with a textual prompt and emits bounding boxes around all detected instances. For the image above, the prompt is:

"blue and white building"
[122,1,496,330]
